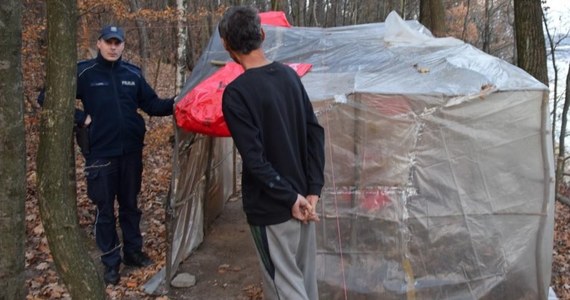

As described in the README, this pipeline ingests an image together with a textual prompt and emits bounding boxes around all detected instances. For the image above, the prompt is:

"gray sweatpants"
[250,219,318,300]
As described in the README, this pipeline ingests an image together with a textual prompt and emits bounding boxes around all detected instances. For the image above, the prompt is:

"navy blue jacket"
[74,54,174,158]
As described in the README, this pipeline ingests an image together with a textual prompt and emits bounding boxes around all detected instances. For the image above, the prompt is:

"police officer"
[76,25,174,285]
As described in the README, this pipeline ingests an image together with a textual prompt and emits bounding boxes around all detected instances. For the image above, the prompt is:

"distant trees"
[0,1,26,299]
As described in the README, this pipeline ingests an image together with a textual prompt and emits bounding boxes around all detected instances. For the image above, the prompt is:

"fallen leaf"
[36,262,49,271]
[32,224,44,235]
[218,264,230,274]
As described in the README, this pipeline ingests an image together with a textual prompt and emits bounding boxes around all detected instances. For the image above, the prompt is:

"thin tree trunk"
[353,0,360,24]
[298,0,306,26]
[129,0,150,75]
[330,0,339,26]
[556,65,570,202]
[482,0,492,53]
[291,0,299,25]
[176,0,188,94]
[0,1,26,298]
[271,0,285,11]
[37,0,106,298]
[342,0,348,25]
[310,0,320,26]
[462,0,471,41]
[513,0,548,85]
[377,0,383,22]
[543,10,559,148]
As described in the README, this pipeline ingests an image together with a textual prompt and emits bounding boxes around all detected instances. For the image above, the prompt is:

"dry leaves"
[243,284,263,300]
[552,200,570,299]
[25,116,174,299]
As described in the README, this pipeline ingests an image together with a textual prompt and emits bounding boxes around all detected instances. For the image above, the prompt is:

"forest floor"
[23,110,570,300]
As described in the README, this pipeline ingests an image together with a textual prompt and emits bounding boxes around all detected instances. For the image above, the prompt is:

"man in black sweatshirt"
[219,6,325,300]
[40,25,174,285]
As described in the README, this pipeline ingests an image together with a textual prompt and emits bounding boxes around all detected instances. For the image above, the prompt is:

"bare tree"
[129,0,150,75]
[461,0,471,40]
[0,1,26,298]
[309,0,325,26]
[271,0,287,12]
[327,0,339,27]
[543,5,570,198]
[290,0,306,26]
[557,65,570,204]
[482,0,493,53]
[176,0,189,94]
[36,0,106,298]
[543,10,560,147]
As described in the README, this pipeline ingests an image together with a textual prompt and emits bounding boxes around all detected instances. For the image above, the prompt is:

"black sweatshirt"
[222,61,325,226]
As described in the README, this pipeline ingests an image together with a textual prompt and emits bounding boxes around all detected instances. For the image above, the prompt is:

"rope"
[97,243,123,258]
[325,109,348,300]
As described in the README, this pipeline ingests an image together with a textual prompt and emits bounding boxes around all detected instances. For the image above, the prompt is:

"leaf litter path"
[169,197,263,300]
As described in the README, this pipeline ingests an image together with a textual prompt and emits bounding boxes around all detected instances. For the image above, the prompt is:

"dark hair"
[218,6,263,54]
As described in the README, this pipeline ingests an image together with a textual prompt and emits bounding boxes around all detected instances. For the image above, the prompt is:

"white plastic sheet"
[165,12,554,299]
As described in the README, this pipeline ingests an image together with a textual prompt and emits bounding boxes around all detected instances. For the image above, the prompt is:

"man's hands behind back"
[292,194,320,223]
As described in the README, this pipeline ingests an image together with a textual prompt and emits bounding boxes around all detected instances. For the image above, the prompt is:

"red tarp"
[259,11,291,27]
[175,11,299,137]
[175,62,312,137]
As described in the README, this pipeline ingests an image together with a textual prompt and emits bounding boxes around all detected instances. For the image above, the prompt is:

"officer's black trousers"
[85,150,143,268]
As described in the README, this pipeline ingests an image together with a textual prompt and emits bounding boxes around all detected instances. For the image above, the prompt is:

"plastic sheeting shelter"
[158,11,555,299]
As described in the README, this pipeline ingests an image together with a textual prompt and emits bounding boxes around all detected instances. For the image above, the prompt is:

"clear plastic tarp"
[160,12,555,299]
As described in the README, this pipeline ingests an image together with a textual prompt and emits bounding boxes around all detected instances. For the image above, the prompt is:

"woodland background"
[1,0,569,299]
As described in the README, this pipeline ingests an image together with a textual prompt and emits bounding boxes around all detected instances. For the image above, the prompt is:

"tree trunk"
[400,0,407,20]
[556,65,570,201]
[271,0,284,11]
[176,0,188,94]
[543,10,559,148]
[482,0,493,53]
[310,0,324,26]
[429,0,446,36]
[513,0,548,85]
[298,0,306,26]
[37,0,106,298]
[0,1,26,299]
[419,0,431,32]
[129,0,150,75]
[329,0,339,27]
[462,0,471,41]
[420,0,446,37]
